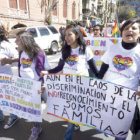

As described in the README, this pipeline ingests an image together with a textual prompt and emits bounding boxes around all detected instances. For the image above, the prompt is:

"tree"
[129,10,136,18]
[41,0,58,25]
[118,5,136,23]
[118,6,130,23]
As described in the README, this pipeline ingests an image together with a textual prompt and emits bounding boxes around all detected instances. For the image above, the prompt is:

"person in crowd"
[88,24,103,77]
[4,30,50,140]
[40,24,98,140]
[0,25,19,129]
[98,18,140,140]
[85,26,90,33]
[88,27,94,36]
[93,24,103,37]
[60,26,66,46]
[77,21,88,37]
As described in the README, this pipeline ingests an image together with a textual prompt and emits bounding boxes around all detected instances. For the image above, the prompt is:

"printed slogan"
[44,74,138,138]
[85,37,122,70]
[0,74,42,122]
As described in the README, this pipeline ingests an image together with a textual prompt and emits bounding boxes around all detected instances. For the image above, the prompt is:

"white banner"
[0,74,42,122]
[44,74,138,138]
[85,36,122,70]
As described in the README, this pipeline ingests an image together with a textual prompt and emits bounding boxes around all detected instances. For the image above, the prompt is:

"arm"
[48,59,65,73]
[40,59,65,77]
[137,92,140,96]
[87,58,98,77]
[35,51,46,76]
[98,62,109,79]
[0,57,18,65]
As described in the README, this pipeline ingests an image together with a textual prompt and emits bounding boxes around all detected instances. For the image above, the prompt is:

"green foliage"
[129,10,136,18]
[118,6,136,23]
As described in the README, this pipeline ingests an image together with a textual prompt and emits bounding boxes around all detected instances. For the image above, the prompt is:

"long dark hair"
[16,31,41,61]
[62,24,86,60]
[0,26,9,42]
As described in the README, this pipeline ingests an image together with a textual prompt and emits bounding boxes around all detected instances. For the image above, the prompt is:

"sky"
[112,0,116,4]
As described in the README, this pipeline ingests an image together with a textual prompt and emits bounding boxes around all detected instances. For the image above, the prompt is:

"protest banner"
[0,74,42,122]
[44,74,138,138]
[85,36,122,70]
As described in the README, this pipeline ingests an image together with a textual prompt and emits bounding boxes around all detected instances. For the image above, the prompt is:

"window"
[27,28,38,38]
[72,2,76,19]
[9,0,17,9]
[9,0,27,11]
[63,0,67,18]
[48,26,58,34]
[38,27,50,36]
[19,0,26,10]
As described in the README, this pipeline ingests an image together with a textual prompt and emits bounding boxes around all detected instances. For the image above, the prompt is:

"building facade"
[119,0,140,17]
[52,0,82,25]
[0,0,82,31]
[82,0,117,26]
[82,0,99,25]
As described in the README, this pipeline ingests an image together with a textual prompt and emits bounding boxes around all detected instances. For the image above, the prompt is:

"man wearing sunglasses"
[93,24,103,37]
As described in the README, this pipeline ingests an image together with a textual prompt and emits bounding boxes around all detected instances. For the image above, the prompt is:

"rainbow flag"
[111,20,121,37]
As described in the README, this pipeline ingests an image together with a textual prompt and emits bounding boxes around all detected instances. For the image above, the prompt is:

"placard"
[85,36,122,70]
[0,74,42,122]
[44,74,137,138]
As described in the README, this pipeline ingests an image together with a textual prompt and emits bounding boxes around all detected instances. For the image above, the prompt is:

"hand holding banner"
[44,74,138,138]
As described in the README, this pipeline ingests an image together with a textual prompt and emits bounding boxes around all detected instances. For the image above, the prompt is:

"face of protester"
[89,28,93,34]
[15,36,24,52]
[65,28,79,48]
[93,26,101,37]
[122,23,140,43]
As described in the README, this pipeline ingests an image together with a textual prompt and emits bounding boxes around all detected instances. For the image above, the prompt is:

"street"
[0,0,140,139]
[0,52,140,140]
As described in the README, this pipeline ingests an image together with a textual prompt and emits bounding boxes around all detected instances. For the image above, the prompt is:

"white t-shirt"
[20,51,50,80]
[62,46,93,76]
[0,41,18,75]
[101,42,140,90]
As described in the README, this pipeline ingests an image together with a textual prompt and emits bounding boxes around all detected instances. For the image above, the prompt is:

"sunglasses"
[93,29,100,31]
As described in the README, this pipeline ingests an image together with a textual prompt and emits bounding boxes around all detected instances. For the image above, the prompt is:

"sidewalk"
[1,67,139,140]
[1,102,140,140]
[0,108,112,140]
